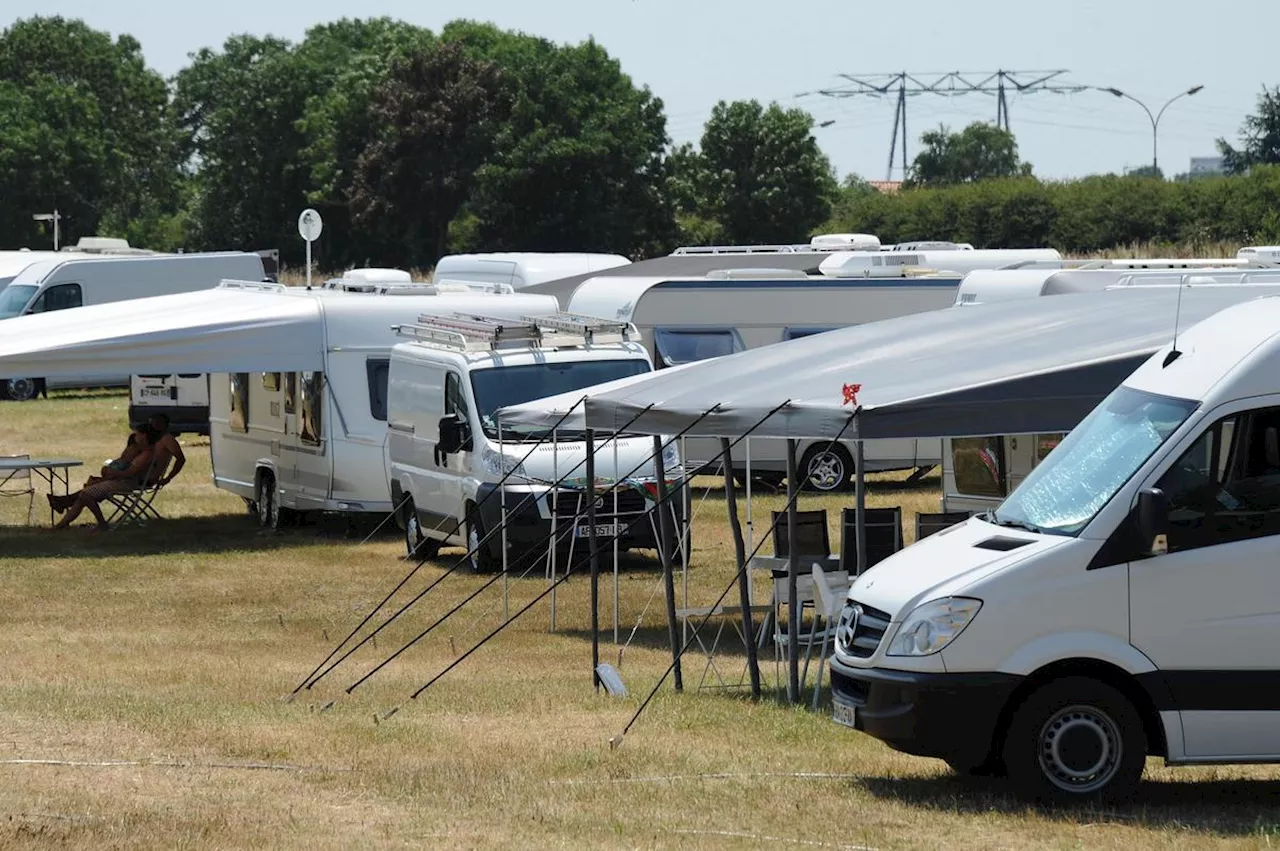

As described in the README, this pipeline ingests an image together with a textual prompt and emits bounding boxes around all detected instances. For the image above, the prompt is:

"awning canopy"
[0,287,325,379]
[495,362,697,430]
[580,286,1280,440]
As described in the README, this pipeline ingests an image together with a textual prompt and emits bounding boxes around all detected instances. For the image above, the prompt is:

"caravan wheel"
[3,378,39,402]
[256,473,281,530]
[799,444,854,493]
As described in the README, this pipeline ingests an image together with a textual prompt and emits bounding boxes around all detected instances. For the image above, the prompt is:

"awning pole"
[855,437,867,576]
[499,415,509,620]
[587,428,600,692]
[785,438,800,704]
[721,437,761,699]
[652,435,683,692]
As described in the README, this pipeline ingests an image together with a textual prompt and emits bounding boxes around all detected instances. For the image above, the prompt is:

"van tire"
[799,443,854,493]
[403,498,441,561]
[1002,676,1145,804]
[256,472,283,530]
[466,508,500,574]
[3,378,39,402]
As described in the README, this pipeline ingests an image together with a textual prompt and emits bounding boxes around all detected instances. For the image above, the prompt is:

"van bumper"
[829,656,1021,767]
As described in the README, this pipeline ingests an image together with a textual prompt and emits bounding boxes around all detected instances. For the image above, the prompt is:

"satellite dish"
[298,208,324,243]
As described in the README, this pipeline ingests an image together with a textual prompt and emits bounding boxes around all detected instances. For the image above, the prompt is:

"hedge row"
[824,166,1280,252]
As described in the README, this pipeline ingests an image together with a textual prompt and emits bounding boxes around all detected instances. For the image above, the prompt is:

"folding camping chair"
[0,454,37,526]
[104,455,168,530]
[839,506,903,575]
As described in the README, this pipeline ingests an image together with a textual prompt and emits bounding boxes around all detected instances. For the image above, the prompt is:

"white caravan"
[942,265,1280,513]
[830,294,1280,801]
[0,252,266,400]
[207,283,559,528]
[432,252,631,291]
[566,249,1053,491]
[386,313,670,569]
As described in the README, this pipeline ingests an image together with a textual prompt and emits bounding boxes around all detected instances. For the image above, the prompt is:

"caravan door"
[292,370,332,511]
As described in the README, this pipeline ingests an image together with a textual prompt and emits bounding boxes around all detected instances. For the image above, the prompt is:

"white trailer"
[206,283,560,527]
[432,252,631,291]
[565,249,1053,491]
[0,252,266,400]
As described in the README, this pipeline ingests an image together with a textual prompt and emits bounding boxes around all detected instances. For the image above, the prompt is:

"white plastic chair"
[808,563,850,710]
[0,454,36,525]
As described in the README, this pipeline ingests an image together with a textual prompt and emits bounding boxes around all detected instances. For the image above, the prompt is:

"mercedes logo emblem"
[836,604,861,654]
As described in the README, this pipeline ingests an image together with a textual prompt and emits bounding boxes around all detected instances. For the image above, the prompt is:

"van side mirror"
[438,413,468,455]
[1136,487,1169,556]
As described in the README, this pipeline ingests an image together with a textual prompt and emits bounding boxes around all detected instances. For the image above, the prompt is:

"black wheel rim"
[8,379,35,400]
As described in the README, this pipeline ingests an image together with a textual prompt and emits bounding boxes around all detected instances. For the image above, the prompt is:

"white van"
[830,294,1280,801]
[207,283,559,528]
[0,252,266,400]
[432,252,631,291]
[386,313,671,570]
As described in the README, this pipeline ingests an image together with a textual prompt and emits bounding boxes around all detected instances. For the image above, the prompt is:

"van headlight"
[661,440,680,470]
[480,445,526,478]
[886,597,982,657]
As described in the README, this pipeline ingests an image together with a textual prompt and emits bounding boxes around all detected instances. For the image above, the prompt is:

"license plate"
[575,523,620,538]
[140,387,170,398]
[832,698,858,729]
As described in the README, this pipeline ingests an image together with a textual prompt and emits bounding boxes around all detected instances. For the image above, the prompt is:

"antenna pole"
[1163,281,1187,368]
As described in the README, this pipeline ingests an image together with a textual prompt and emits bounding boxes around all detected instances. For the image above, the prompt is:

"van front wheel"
[1002,677,1145,804]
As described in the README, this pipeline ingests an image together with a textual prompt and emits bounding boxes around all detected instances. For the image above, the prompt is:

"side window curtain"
[300,371,324,445]
[951,437,1007,498]
[229,372,249,433]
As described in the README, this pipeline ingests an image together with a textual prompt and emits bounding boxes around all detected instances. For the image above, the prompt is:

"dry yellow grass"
[2,392,1280,849]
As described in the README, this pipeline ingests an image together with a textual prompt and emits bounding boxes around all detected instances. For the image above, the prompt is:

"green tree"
[349,41,514,266]
[908,122,1033,187]
[694,99,837,245]
[0,16,180,248]
[1218,86,1280,175]
[445,22,676,258]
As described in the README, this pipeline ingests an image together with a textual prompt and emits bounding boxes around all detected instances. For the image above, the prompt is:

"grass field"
[2,392,1280,849]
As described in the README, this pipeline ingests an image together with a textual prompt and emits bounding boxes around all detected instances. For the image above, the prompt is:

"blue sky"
[8,0,1273,181]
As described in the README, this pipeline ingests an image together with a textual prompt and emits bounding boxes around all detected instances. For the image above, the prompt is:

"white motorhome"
[566,249,1053,491]
[0,252,266,400]
[386,313,670,568]
[207,283,560,528]
[942,266,1280,513]
[830,294,1280,801]
[432,252,631,291]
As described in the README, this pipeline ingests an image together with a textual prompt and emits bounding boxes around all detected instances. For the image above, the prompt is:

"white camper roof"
[0,282,559,381]
[0,251,92,283]
[819,248,1061,278]
[432,252,631,289]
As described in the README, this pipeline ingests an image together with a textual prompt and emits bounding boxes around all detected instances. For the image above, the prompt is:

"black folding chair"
[915,511,971,542]
[840,506,903,574]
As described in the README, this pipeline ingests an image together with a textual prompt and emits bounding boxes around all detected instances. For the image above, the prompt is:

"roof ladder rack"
[519,312,637,344]
[393,313,542,352]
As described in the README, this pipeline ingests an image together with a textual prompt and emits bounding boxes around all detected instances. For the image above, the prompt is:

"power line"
[809,70,1090,180]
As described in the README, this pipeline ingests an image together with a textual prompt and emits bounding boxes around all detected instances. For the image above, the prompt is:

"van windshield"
[0,285,37,320]
[471,359,651,440]
[991,386,1197,536]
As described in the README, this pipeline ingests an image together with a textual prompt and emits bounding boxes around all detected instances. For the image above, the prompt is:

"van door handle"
[388,420,415,434]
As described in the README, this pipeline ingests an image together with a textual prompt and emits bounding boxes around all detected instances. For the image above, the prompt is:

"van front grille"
[548,488,648,519]
[835,599,891,659]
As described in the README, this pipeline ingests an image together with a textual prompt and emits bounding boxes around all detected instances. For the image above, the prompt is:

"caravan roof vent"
[671,244,799,255]
[818,251,926,278]
[703,267,809,280]
[891,241,973,251]
[217,279,288,293]
[809,233,881,251]
[342,267,412,285]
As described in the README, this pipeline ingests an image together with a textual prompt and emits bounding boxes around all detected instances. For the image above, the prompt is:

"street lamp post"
[1099,85,1204,174]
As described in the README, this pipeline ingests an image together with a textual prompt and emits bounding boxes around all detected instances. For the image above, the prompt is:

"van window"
[367,358,390,422]
[299,371,324,445]
[470,359,651,440]
[783,327,841,341]
[1157,408,1280,552]
[653,328,743,367]
[951,437,1006,498]
[229,373,249,432]
[445,372,468,417]
[1035,433,1064,462]
[0,285,38,319]
[29,283,82,313]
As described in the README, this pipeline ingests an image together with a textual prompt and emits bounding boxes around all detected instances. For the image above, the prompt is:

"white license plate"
[140,387,170,398]
[832,699,858,729]
[575,523,621,538]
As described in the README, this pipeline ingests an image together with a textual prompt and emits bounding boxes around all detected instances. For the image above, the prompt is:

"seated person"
[146,413,186,487]
[50,425,158,531]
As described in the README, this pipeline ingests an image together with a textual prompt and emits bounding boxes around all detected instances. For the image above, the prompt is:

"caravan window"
[299,371,324,445]
[367,359,390,422]
[29,283,82,313]
[262,373,281,392]
[284,373,297,415]
[653,328,743,367]
[229,373,250,433]
[783,326,841,341]
[951,437,1006,499]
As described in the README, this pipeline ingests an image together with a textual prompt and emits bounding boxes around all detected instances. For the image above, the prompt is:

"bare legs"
[51,492,109,531]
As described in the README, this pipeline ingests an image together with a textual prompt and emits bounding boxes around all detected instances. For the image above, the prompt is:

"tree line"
[3,15,1279,266]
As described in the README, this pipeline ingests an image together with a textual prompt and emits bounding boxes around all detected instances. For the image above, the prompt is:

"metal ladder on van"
[392,312,639,352]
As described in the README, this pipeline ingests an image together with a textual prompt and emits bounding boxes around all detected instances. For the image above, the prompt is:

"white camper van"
[566,256,989,490]
[0,252,266,400]
[830,294,1280,802]
[207,283,560,528]
[432,252,631,291]
[386,313,671,570]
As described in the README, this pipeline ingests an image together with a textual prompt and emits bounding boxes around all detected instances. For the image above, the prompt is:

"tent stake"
[587,429,601,693]
[721,438,761,699]
[786,439,800,705]
[653,435,683,692]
